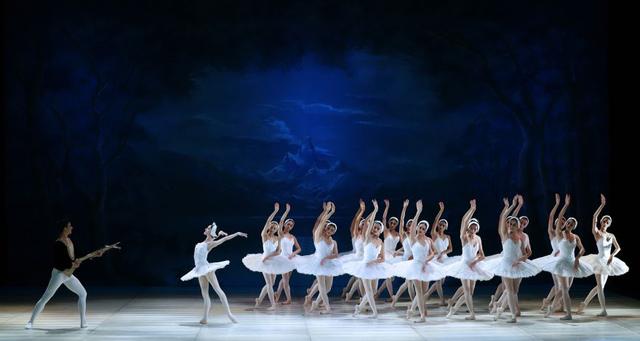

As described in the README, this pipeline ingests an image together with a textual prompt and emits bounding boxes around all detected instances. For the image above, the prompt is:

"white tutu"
[582,254,629,276]
[393,259,446,281]
[338,252,362,263]
[486,257,541,278]
[446,259,493,281]
[295,239,344,277]
[541,257,593,278]
[384,251,404,264]
[242,253,297,275]
[181,261,229,281]
[434,254,460,266]
[531,254,558,268]
[343,260,394,279]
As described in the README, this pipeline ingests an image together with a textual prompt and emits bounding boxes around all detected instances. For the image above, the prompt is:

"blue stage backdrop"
[3,1,621,293]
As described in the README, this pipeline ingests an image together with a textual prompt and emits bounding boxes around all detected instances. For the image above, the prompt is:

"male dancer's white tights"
[28,269,87,327]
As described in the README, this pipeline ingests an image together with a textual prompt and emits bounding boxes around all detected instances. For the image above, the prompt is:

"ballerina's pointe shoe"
[228,314,238,323]
[353,304,361,317]
[559,314,572,320]
[25,322,33,330]
[577,302,586,313]
[596,310,608,317]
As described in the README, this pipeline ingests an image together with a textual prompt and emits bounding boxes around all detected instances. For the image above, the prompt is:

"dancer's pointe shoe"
[576,302,586,314]
[309,301,319,313]
[506,316,517,323]
[254,298,261,308]
[353,304,361,317]
[280,299,292,305]
[446,299,453,310]
[303,295,312,306]
[199,318,208,325]
[544,305,553,318]
[494,306,504,321]
[596,310,608,317]
[319,307,332,314]
[488,295,495,309]
[515,310,521,317]
[540,297,551,311]
[390,295,398,308]
[228,314,238,323]
[25,322,33,330]
[80,322,88,329]
[464,315,476,320]
[446,307,454,318]
[559,314,572,320]
[267,304,277,311]
[414,316,426,323]
[274,293,280,303]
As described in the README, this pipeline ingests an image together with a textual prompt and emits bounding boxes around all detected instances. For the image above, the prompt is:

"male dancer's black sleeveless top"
[53,240,73,271]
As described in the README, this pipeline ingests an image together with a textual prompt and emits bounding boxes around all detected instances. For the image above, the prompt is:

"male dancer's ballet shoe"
[559,314,572,320]
[25,322,33,330]
[596,310,608,317]
[576,302,586,314]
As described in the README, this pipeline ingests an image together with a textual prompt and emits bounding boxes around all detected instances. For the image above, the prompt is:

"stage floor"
[1,292,639,340]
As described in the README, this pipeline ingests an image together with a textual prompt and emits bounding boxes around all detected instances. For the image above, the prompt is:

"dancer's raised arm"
[261,202,280,241]
[351,199,365,238]
[431,201,444,239]
[364,200,379,244]
[556,194,570,238]
[499,197,516,241]
[548,193,560,240]
[592,194,606,239]
[409,200,423,243]
[460,199,476,242]
[314,202,334,242]
[382,199,390,238]
[513,194,524,216]
[399,199,409,239]
[207,231,247,250]
[277,203,291,239]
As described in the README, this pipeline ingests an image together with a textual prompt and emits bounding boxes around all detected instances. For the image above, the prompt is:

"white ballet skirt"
[181,242,230,281]
[279,236,298,262]
[383,234,402,264]
[242,240,297,275]
[445,242,493,281]
[400,237,413,261]
[531,238,560,268]
[433,236,458,265]
[486,239,541,278]
[393,239,446,281]
[582,235,629,276]
[343,242,394,279]
[541,237,593,278]
[295,239,344,276]
[339,237,364,263]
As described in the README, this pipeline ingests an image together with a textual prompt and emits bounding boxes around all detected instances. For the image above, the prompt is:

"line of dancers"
[238,194,627,323]
[25,194,628,328]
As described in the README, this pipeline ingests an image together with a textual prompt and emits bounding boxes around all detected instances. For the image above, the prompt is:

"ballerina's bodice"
[558,238,577,261]
[313,239,334,259]
[597,235,613,259]
[354,237,364,257]
[501,238,521,263]
[384,234,400,253]
[462,241,479,263]
[434,236,449,253]
[402,238,413,258]
[280,237,294,256]
[410,240,430,262]
[193,242,211,268]
[262,239,278,256]
[363,242,382,263]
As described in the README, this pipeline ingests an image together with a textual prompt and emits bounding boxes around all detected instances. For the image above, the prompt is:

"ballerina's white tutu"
[295,239,344,276]
[343,242,394,279]
[541,237,593,278]
[339,237,364,263]
[485,239,541,278]
[242,239,297,275]
[181,242,230,281]
[582,235,629,276]
[531,238,560,269]
[445,242,493,281]
[393,240,446,281]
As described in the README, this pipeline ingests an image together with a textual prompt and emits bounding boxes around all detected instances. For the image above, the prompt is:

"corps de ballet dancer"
[273,207,303,305]
[532,193,570,313]
[390,199,417,308]
[242,203,297,310]
[344,199,394,318]
[577,194,629,316]
[26,220,98,329]
[422,201,456,306]
[446,199,493,320]
[540,213,593,320]
[488,197,541,323]
[180,222,247,324]
[296,202,343,314]
[340,200,366,302]
[393,201,447,322]
[375,199,401,300]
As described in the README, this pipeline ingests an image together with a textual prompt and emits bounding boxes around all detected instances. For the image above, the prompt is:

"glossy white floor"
[2,292,639,340]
